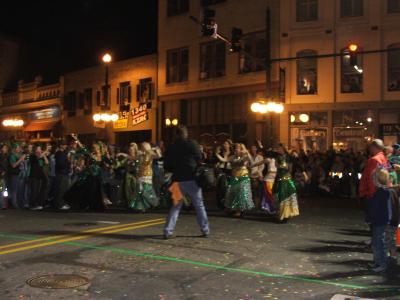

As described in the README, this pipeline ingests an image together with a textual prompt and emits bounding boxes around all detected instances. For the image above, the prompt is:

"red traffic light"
[349,44,358,52]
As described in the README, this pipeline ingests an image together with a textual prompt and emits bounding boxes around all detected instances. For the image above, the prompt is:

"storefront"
[287,106,399,151]
[0,106,62,142]
[289,112,328,151]
[24,106,62,142]
[161,92,256,146]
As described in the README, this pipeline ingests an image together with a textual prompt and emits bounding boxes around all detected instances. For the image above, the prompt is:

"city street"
[0,204,399,300]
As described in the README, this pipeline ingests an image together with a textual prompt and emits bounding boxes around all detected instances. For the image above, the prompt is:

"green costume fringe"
[225,175,254,211]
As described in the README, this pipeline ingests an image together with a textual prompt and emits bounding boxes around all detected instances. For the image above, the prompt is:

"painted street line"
[1,231,399,293]
[0,218,164,252]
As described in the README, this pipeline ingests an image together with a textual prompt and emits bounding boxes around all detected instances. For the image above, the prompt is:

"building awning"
[24,120,60,132]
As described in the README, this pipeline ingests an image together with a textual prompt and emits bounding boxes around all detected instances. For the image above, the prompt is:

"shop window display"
[333,110,374,151]
[289,112,328,151]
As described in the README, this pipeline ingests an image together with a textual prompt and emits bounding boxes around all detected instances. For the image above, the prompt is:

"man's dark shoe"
[201,233,209,238]
[164,234,174,240]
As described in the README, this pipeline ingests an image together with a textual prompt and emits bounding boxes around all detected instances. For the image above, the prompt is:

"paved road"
[0,206,399,300]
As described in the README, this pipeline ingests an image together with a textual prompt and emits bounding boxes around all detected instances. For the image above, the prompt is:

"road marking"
[0,232,399,293]
[0,220,165,255]
[0,218,164,251]
[57,241,400,292]
[95,221,121,225]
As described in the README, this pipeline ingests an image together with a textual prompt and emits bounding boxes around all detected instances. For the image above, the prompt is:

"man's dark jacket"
[164,138,201,182]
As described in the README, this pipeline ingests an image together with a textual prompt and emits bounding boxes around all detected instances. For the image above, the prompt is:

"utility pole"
[265,7,274,148]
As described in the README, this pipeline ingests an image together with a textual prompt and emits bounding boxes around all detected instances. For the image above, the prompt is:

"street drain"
[26,274,90,289]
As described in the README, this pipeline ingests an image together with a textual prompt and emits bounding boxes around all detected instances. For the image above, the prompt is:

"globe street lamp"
[2,119,24,127]
[250,99,284,146]
[92,112,119,123]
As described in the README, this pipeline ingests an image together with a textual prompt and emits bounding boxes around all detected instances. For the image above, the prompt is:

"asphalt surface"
[0,204,399,300]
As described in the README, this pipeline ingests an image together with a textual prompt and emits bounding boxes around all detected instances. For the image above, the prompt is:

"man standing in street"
[359,139,389,249]
[54,140,71,210]
[163,126,209,239]
[359,139,389,200]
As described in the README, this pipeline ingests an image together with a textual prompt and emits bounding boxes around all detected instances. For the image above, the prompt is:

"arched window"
[297,49,317,95]
[341,47,363,93]
[388,43,400,91]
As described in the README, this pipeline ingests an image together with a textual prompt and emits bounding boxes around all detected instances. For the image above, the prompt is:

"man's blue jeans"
[372,225,387,267]
[164,181,209,236]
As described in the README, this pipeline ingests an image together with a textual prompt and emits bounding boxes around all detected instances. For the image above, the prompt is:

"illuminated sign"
[29,107,60,120]
[113,118,128,129]
[131,104,149,126]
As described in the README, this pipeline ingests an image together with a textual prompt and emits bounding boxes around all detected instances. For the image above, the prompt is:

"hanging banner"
[131,103,149,126]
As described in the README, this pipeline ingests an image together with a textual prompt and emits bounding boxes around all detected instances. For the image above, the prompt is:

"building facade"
[279,0,400,151]
[63,55,158,146]
[158,0,400,150]
[0,34,20,90]
[158,0,281,146]
[0,76,63,142]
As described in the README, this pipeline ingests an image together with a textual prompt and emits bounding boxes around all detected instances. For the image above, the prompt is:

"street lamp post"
[102,53,112,110]
[91,53,115,142]
[249,7,285,148]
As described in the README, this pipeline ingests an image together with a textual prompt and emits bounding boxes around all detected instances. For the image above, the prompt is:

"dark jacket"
[389,189,400,227]
[164,138,201,182]
[366,187,392,226]
[55,150,70,175]
[29,155,47,179]
[0,153,8,175]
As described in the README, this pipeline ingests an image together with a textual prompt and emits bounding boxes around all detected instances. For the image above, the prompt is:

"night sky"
[0,0,157,84]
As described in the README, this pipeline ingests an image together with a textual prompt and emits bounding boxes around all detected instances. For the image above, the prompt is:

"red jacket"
[359,151,388,198]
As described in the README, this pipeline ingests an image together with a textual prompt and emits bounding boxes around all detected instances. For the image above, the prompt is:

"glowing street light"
[93,114,101,122]
[250,102,261,113]
[250,100,284,114]
[92,112,118,123]
[165,118,179,126]
[102,53,112,63]
[2,119,24,127]
[299,113,309,123]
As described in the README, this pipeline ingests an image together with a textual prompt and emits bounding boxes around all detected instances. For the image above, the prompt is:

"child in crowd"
[366,168,392,272]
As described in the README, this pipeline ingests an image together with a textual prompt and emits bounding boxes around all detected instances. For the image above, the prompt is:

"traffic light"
[230,27,242,52]
[202,9,217,38]
[348,44,358,67]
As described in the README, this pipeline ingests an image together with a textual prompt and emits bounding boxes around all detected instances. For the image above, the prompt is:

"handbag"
[195,165,215,189]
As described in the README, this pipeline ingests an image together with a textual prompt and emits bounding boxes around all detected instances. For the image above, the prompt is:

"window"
[388,0,400,13]
[297,50,318,95]
[201,0,225,6]
[296,0,318,22]
[341,0,363,17]
[137,78,153,103]
[239,32,266,73]
[65,91,77,117]
[83,88,92,115]
[341,47,363,93]
[167,0,189,16]
[388,43,400,91]
[167,47,189,83]
[118,82,131,112]
[200,41,226,79]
